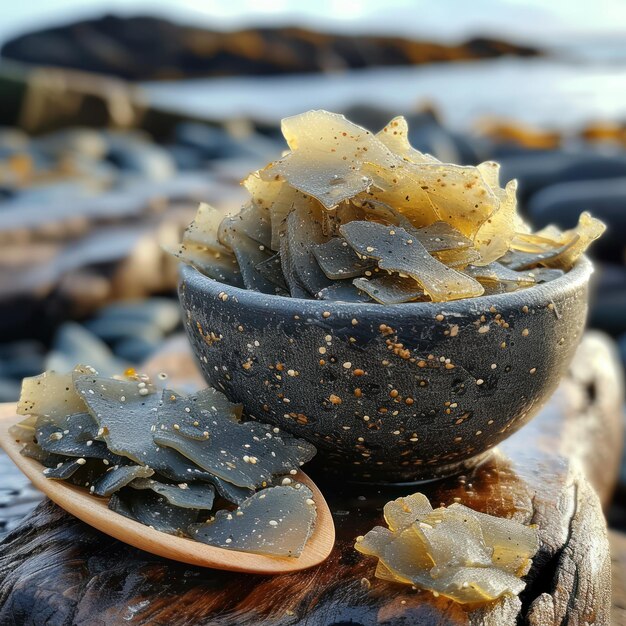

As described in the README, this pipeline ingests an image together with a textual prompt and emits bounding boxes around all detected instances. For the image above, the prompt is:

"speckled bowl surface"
[179,258,592,482]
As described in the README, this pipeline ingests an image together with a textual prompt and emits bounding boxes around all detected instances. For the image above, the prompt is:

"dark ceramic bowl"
[179,258,592,482]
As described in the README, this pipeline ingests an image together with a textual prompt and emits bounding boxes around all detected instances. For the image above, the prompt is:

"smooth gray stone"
[0,378,20,401]
[500,152,626,201]
[86,298,180,336]
[106,143,176,180]
[174,122,242,159]
[45,322,128,376]
[113,336,160,363]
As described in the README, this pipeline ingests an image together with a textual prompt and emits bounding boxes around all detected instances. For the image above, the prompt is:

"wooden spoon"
[0,403,335,574]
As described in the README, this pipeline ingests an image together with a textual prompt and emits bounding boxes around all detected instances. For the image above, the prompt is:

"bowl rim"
[180,255,592,314]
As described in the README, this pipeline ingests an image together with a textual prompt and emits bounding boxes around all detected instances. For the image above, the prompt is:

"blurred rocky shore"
[1,59,626,396]
[0,15,540,81]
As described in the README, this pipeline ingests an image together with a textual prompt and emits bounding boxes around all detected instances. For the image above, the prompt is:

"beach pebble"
[45,322,129,376]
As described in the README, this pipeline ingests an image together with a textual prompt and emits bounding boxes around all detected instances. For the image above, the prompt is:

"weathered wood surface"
[0,331,622,626]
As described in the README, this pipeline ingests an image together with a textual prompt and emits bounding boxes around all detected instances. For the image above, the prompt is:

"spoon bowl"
[180,257,592,483]
[0,404,335,574]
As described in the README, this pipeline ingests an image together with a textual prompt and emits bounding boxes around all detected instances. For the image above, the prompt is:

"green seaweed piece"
[191,484,316,557]
[285,202,333,295]
[92,464,155,497]
[340,221,484,302]
[313,237,376,280]
[131,478,215,510]
[156,388,242,441]
[109,488,200,536]
[316,280,372,302]
[353,275,425,304]
[154,420,316,490]
[35,417,118,462]
[74,377,218,483]
[463,262,536,286]
[219,219,277,294]
[412,221,473,253]
[255,253,288,292]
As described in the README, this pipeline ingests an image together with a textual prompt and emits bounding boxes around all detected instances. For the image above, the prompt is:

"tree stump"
[0,331,622,626]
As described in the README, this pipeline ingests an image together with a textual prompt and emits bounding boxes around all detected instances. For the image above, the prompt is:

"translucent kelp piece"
[109,488,200,536]
[427,566,526,604]
[340,221,484,302]
[353,275,426,304]
[219,218,277,294]
[285,201,333,294]
[449,503,539,576]
[182,202,230,253]
[351,196,414,230]
[317,280,372,303]
[92,464,154,497]
[154,416,316,489]
[412,221,473,253]
[261,110,394,209]
[463,262,535,287]
[43,459,84,480]
[419,508,493,573]
[156,388,242,441]
[169,240,242,286]
[9,415,37,443]
[383,492,433,531]
[510,232,561,254]
[173,202,244,286]
[207,474,254,506]
[473,178,518,265]
[191,484,316,557]
[17,366,92,422]
[131,478,215,510]
[313,237,376,280]
[433,247,482,268]
[21,442,65,468]
[499,237,580,271]
[65,412,101,443]
[354,492,539,606]
[279,229,311,298]
[74,377,211,482]
[530,267,565,283]
[541,211,605,270]
[376,116,438,164]
[44,458,107,487]
[35,417,118,462]
[255,254,288,291]
[231,202,272,250]
[355,525,394,557]
[356,525,433,585]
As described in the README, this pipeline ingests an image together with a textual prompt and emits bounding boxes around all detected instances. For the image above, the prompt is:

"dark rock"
[0,15,541,81]
[106,143,176,180]
[46,322,128,376]
[0,340,45,380]
[34,128,108,160]
[0,378,21,402]
[500,152,626,202]
[87,298,180,336]
[113,336,160,363]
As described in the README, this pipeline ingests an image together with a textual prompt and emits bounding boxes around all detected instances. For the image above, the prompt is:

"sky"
[2,0,626,46]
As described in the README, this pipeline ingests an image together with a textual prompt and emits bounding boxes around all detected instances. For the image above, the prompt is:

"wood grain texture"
[0,331,622,626]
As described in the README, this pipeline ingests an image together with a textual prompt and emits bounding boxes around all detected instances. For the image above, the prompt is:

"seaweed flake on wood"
[0,331,621,626]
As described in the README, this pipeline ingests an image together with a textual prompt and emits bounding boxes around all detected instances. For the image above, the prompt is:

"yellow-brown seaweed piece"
[355,492,539,605]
